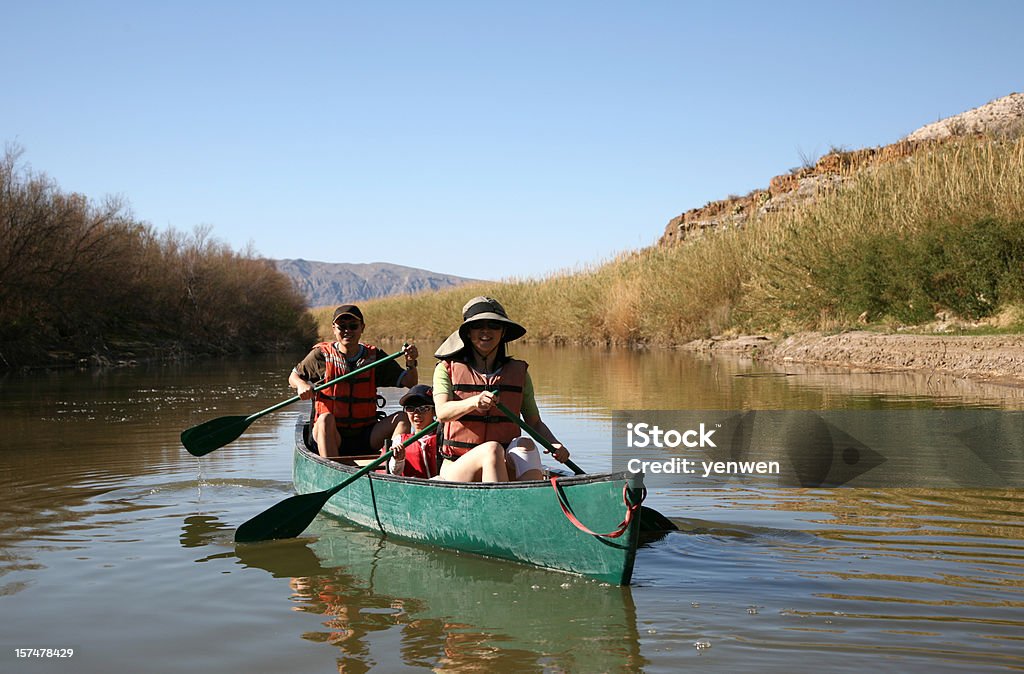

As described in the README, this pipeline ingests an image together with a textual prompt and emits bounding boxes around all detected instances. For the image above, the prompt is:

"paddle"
[181,344,408,457]
[234,421,439,543]
[493,400,677,533]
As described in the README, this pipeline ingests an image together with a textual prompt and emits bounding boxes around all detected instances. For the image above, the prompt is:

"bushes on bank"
[0,147,315,367]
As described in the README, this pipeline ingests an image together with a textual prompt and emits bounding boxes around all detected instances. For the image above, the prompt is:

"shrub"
[0,146,315,367]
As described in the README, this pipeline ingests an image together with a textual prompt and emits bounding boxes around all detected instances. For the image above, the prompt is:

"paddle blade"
[234,490,334,543]
[639,506,677,533]
[181,415,253,457]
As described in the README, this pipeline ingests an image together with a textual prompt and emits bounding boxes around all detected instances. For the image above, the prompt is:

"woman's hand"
[475,390,497,412]
[545,443,570,464]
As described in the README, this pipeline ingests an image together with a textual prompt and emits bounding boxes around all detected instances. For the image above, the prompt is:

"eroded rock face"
[907,93,1024,142]
[657,93,1024,247]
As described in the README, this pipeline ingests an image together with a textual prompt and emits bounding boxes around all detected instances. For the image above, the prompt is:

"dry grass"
[317,134,1024,349]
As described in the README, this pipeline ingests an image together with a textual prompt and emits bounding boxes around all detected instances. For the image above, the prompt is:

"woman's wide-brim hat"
[434,296,526,359]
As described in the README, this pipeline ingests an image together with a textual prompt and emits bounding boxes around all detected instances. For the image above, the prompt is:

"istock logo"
[626,422,717,448]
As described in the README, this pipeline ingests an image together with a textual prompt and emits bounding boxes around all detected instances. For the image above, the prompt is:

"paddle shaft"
[250,344,407,423]
[323,449,394,498]
[326,420,439,495]
[493,399,583,475]
[181,344,409,456]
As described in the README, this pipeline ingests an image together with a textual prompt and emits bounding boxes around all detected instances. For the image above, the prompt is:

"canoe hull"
[292,421,643,585]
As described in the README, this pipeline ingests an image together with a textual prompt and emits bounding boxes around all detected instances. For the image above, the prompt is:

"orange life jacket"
[314,342,382,430]
[441,359,527,458]
[391,432,439,478]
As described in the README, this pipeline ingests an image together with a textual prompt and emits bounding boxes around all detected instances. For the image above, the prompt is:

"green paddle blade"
[234,489,335,543]
[639,506,677,533]
[180,344,407,457]
[181,415,254,457]
[234,447,399,543]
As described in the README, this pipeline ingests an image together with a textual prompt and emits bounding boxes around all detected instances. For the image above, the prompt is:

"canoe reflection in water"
[229,518,646,672]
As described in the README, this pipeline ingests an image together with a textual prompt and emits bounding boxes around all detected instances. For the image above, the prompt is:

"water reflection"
[501,342,1024,412]
[209,516,646,673]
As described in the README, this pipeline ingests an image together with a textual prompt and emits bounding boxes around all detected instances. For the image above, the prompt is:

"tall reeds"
[741,135,1024,328]
[352,134,1024,349]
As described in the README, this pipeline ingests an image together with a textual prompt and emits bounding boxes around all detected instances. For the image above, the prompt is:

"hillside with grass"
[346,95,1024,371]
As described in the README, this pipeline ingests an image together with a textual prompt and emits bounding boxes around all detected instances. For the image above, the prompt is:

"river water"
[1,344,1022,672]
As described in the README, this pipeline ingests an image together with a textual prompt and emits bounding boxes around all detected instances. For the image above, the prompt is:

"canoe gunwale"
[293,416,635,491]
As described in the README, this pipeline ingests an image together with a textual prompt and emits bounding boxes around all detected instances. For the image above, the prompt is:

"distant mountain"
[273,259,479,308]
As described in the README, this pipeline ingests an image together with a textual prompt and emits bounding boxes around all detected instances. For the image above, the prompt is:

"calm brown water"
[1,345,1023,672]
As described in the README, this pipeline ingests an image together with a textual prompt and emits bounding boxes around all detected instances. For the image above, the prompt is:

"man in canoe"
[432,296,570,482]
[290,304,419,458]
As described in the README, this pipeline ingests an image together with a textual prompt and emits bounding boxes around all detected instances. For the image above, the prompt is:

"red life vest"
[392,432,439,478]
[441,359,527,458]
[313,342,382,430]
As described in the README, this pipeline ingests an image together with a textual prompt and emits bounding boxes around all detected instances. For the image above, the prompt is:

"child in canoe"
[384,384,440,479]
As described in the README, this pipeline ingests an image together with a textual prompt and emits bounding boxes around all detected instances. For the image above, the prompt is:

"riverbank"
[3,337,306,373]
[684,330,1024,387]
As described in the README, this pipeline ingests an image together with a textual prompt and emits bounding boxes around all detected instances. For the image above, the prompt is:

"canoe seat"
[330,454,382,467]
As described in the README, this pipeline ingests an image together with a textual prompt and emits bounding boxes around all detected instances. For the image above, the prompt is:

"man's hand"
[295,380,315,400]
[403,343,419,367]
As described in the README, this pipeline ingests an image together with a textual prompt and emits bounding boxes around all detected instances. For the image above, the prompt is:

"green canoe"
[292,419,645,585]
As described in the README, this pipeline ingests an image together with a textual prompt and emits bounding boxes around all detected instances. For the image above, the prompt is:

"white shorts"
[506,437,542,478]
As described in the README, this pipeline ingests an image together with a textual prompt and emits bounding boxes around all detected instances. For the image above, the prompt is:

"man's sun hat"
[434,296,526,358]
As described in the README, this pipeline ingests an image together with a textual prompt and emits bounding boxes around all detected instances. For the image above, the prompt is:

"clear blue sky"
[4,1,1022,281]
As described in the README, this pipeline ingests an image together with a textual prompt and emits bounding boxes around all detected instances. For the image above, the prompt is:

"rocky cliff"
[273,259,478,308]
[658,93,1024,247]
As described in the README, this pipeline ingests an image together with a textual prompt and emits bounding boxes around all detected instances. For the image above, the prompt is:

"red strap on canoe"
[549,477,643,539]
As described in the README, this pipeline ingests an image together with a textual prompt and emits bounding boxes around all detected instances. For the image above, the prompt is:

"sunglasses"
[468,320,504,331]
[333,321,362,331]
[404,405,434,414]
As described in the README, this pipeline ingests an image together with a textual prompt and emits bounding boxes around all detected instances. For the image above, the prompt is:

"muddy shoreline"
[683,331,1024,388]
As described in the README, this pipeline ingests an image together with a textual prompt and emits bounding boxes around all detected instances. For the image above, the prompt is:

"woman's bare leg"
[439,441,509,482]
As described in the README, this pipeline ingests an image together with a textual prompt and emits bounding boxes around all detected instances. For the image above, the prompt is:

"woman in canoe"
[432,296,570,482]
